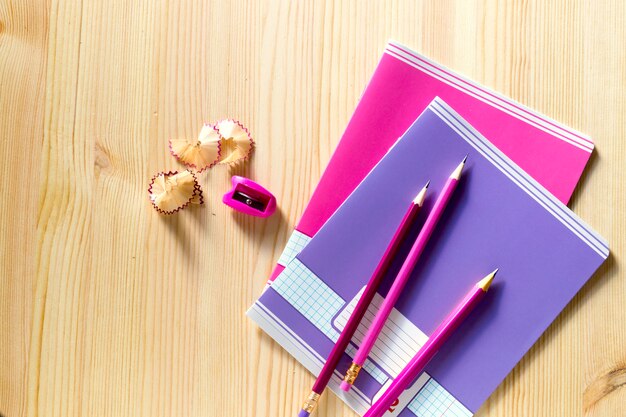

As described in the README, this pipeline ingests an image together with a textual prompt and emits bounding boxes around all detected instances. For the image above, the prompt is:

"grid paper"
[273,261,389,385]
[271,258,344,340]
[334,289,429,378]
[407,378,472,417]
[277,231,312,266]
[269,258,472,417]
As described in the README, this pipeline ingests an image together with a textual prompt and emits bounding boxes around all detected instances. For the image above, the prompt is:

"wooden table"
[1,1,624,416]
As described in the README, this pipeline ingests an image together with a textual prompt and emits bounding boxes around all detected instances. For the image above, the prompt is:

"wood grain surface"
[0,1,624,417]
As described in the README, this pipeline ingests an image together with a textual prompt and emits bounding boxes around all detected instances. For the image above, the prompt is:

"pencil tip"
[476,269,498,291]
[462,154,468,163]
[413,182,429,206]
[450,157,467,179]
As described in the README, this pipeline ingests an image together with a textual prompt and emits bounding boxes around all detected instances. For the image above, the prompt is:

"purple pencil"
[297,182,430,417]
[341,156,467,392]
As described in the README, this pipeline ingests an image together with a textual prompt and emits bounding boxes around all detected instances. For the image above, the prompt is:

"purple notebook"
[247,98,608,416]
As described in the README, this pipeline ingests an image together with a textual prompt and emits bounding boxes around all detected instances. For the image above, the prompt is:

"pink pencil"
[363,270,498,417]
[297,182,430,417]
[341,156,467,392]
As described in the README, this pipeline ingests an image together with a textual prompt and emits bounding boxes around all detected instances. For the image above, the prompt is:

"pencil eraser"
[297,410,310,417]
[339,381,352,392]
[223,176,277,217]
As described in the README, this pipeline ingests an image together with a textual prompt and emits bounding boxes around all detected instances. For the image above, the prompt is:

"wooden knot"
[583,363,626,411]
[94,141,112,178]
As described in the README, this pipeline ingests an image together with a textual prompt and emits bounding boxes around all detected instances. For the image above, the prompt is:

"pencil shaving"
[148,170,203,214]
[215,119,254,164]
[169,124,222,172]
[189,180,204,205]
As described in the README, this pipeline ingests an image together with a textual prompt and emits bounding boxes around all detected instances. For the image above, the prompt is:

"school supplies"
[148,170,204,215]
[341,158,466,392]
[298,183,429,417]
[151,118,255,216]
[223,176,277,217]
[248,98,608,416]
[169,119,255,170]
[169,124,222,171]
[363,270,497,417]
[265,41,594,286]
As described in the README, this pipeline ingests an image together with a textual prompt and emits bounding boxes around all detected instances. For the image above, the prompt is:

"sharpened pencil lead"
[450,157,467,180]
[476,269,498,291]
[363,264,495,417]
[462,154,468,163]
[413,181,430,206]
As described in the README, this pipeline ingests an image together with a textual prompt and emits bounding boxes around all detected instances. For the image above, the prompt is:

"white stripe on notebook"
[385,49,591,153]
[386,42,594,150]
[247,301,379,414]
[265,257,473,415]
[431,102,608,256]
[248,288,472,416]
[429,98,608,258]
[271,261,401,384]
[385,42,594,152]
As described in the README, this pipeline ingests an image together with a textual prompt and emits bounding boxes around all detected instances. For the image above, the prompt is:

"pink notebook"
[269,40,594,283]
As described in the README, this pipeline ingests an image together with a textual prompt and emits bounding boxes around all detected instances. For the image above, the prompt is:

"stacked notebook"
[265,41,595,286]
[248,42,608,416]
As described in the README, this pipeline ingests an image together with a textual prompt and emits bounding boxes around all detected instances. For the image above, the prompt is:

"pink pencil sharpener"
[223,176,277,218]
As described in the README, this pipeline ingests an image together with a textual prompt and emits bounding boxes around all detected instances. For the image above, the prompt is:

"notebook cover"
[248,98,608,416]
[269,41,594,283]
